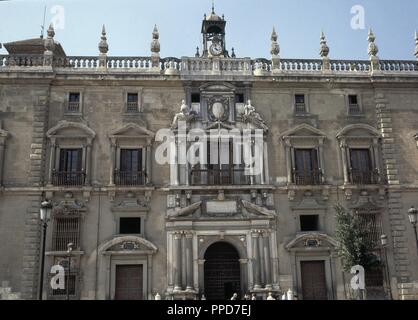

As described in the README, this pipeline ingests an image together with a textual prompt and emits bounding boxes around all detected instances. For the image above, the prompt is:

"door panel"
[301,261,328,300]
[115,265,143,300]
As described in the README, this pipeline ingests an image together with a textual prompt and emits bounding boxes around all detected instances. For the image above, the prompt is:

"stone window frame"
[345,92,364,116]
[108,123,155,186]
[46,121,96,187]
[64,88,84,115]
[113,211,147,237]
[0,125,9,186]
[123,87,143,113]
[281,124,327,186]
[336,124,382,186]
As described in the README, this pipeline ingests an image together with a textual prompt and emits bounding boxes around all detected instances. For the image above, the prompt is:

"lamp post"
[380,234,392,300]
[66,242,74,300]
[39,200,52,300]
[407,206,418,256]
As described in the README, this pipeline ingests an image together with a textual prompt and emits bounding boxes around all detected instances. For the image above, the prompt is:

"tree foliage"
[334,204,381,272]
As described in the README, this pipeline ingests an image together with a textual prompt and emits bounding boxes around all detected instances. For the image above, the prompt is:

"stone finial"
[231,47,236,58]
[98,25,109,54]
[319,31,329,58]
[368,28,379,58]
[44,23,55,53]
[414,31,418,59]
[270,27,280,56]
[195,46,200,57]
[151,24,160,54]
[151,25,160,68]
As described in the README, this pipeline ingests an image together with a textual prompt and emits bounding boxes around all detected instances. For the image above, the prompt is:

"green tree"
[334,204,380,272]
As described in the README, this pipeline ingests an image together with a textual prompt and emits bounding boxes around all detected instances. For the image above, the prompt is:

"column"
[181,234,187,289]
[263,233,272,289]
[340,140,349,184]
[85,141,92,186]
[263,140,270,185]
[48,138,56,185]
[318,139,325,183]
[249,137,255,185]
[146,144,152,185]
[173,233,182,291]
[109,141,116,186]
[258,138,265,185]
[258,232,266,286]
[170,136,178,186]
[285,140,292,184]
[252,231,261,289]
[239,259,248,294]
[372,138,381,182]
[185,232,194,291]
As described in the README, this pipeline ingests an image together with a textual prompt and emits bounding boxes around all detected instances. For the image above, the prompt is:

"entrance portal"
[204,242,241,300]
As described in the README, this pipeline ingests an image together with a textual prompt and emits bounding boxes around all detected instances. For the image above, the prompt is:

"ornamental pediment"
[109,122,155,139]
[281,123,327,139]
[285,232,338,251]
[99,236,157,254]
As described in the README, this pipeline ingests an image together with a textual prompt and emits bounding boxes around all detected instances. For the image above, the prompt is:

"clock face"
[210,42,223,56]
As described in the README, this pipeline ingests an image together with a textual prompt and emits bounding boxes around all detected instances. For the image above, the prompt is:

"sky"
[0,0,417,60]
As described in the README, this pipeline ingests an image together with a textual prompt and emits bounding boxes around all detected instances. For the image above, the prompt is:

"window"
[235,93,244,103]
[349,149,377,184]
[357,211,382,246]
[190,140,248,186]
[191,93,201,103]
[52,215,81,251]
[68,92,81,113]
[348,95,361,115]
[293,149,321,185]
[295,94,306,114]
[119,217,141,234]
[300,215,319,232]
[53,149,84,186]
[127,93,139,112]
[50,273,77,298]
[115,149,144,186]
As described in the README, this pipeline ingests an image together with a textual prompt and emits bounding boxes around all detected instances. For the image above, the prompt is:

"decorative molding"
[167,201,202,219]
[98,235,157,254]
[46,120,96,139]
[281,123,327,140]
[285,232,339,251]
[336,123,381,139]
[108,122,155,140]
[241,200,276,217]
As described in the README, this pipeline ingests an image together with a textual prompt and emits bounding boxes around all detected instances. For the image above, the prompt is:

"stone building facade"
[0,7,418,300]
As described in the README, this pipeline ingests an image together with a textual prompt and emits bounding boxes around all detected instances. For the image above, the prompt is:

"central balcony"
[293,169,323,186]
[52,171,85,186]
[114,170,146,186]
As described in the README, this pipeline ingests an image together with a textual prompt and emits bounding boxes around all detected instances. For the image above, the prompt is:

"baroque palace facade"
[1,7,418,300]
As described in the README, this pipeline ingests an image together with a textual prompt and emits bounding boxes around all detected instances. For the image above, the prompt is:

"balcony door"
[349,149,373,184]
[56,148,83,185]
[294,149,320,185]
[117,149,144,185]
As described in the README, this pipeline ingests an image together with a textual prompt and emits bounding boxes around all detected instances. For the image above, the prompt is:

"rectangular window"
[294,149,321,185]
[190,140,248,186]
[54,149,84,186]
[191,93,201,103]
[357,212,382,246]
[235,94,244,103]
[68,92,81,113]
[115,149,144,185]
[51,273,77,297]
[349,149,375,184]
[348,95,361,114]
[119,217,141,234]
[295,94,307,114]
[127,93,139,112]
[52,215,81,251]
[300,215,319,232]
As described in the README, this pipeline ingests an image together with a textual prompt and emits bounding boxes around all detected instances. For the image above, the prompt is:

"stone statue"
[230,293,238,300]
[267,292,276,300]
[171,100,196,129]
[243,100,268,130]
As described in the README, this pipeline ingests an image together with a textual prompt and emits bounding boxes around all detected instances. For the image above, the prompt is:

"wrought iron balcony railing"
[293,169,323,185]
[114,170,146,186]
[349,169,380,185]
[190,167,250,186]
[52,171,85,186]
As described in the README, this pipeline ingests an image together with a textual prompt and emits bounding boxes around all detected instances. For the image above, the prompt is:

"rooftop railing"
[1,54,417,75]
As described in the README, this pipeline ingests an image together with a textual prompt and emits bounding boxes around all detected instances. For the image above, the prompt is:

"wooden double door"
[301,261,328,300]
[115,265,144,300]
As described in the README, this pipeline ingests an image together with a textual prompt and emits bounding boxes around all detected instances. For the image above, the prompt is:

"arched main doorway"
[204,242,241,300]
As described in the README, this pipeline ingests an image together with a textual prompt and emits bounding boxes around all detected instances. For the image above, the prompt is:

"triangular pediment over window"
[281,123,327,139]
[46,120,96,139]
[109,123,155,139]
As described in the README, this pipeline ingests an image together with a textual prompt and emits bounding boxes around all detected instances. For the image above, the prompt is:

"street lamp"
[66,242,74,300]
[407,206,418,256]
[380,234,392,300]
[39,200,52,300]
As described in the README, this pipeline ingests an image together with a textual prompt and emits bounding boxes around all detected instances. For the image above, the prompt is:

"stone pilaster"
[21,88,50,299]
[375,93,410,289]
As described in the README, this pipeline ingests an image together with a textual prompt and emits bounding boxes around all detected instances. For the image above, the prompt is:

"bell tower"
[201,4,228,58]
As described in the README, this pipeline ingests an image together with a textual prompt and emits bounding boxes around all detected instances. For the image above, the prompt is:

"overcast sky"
[0,0,417,60]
